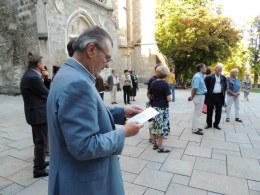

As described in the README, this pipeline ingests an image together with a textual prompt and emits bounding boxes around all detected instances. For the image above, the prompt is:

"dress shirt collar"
[30,68,42,78]
[71,57,96,83]
[215,74,221,79]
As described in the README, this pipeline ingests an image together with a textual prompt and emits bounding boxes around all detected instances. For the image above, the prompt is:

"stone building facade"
[0,0,166,95]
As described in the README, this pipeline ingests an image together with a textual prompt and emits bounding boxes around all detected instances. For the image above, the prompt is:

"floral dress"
[149,80,171,136]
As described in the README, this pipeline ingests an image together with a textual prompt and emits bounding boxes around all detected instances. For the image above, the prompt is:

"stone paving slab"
[123,182,147,195]
[249,190,260,195]
[248,180,260,192]
[133,168,173,191]
[119,155,148,174]
[240,143,254,149]
[1,132,31,141]
[194,157,227,175]
[241,147,260,159]
[167,148,184,160]
[201,139,240,151]
[0,177,13,190]
[14,179,48,195]
[9,146,34,161]
[8,137,33,150]
[144,188,165,195]
[227,156,260,180]
[165,183,207,195]
[171,174,190,185]
[121,145,146,158]
[184,145,212,158]
[146,161,162,170]
[226,132,251,143]
[252,141,260,150]
[163,136,188,149]
[122,171,137,183]
[190,170,249,195]
[7,166,40,187]
[202,131,225,141]
[212,153,226,161]
[0,156,31,177]
[0,143,10,153]
[0,183,24,195]
[160,158,194,176]
[1,89,260,194]
[213,148,241,157]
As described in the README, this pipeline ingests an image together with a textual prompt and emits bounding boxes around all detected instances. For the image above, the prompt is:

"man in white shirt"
[107,69,119,104]
[204,64,227,130]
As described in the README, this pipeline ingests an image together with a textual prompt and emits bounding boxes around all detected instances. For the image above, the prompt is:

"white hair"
[230,68,239,73]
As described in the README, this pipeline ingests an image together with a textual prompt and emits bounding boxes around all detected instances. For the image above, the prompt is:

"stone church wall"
[0,0,119,94]
[0,0,39,95]
[0,0,160,94]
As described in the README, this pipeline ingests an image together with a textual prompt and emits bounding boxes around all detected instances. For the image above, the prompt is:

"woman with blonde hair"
[226,68,242,122]
[243,73,251,101]
[149,66,172,153]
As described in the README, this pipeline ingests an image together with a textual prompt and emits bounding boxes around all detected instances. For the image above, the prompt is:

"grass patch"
[252,88,260,93]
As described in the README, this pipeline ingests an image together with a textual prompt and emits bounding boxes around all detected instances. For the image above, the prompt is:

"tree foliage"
[248,15,260,88]
[222,42,249,79]
[155,0,241,86]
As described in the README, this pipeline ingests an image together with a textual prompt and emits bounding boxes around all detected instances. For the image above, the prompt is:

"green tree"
[222,42,249,79]
[248,15,260,88]
[155,0,241,87]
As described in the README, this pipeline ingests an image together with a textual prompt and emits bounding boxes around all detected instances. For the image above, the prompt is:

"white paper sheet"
[128,107,159,124]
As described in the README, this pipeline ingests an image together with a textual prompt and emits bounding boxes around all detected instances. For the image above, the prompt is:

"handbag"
[202,104,207,114]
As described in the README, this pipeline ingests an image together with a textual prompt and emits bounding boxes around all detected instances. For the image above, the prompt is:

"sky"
[216,0,260,28]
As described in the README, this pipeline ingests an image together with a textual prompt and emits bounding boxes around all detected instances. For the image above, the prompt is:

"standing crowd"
[19,25,252,195]
[189,63,250,135]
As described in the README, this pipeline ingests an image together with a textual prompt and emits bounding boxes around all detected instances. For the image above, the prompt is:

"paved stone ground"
[1,87,260,195]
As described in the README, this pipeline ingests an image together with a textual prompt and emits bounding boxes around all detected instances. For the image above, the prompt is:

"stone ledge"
[87,0,113,11]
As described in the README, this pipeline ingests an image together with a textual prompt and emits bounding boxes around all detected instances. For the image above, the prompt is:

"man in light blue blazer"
[47,26,144,195]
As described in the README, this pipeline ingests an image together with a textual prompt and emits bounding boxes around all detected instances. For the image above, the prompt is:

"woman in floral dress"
[149,66,172,153]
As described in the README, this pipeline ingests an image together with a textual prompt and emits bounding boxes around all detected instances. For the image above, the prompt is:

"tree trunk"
[253,71,259,88]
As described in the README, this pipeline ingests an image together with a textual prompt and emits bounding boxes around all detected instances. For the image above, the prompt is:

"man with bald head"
[204,64,227,130]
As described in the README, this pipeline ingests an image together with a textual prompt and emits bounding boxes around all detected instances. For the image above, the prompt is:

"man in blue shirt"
[188,63,207,135]
[226,68,242,122]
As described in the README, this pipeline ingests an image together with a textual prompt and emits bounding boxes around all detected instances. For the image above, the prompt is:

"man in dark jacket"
[20,55,49,178]
[95,75,105,100]
[204,64,227,130]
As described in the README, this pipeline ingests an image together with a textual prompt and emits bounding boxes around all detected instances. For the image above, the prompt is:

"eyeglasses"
[95,44,112,63]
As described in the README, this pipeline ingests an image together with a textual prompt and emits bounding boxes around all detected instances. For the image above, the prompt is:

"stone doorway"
[66,10,95,53]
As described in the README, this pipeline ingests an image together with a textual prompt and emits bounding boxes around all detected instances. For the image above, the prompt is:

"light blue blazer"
[47,58,126,195]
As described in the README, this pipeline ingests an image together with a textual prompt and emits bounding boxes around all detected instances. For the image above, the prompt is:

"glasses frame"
[94,44,112,63]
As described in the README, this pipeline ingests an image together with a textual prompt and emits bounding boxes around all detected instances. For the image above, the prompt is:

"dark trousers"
[123,86,131,104]
[206,93,223,126]
[31,124,48,171]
